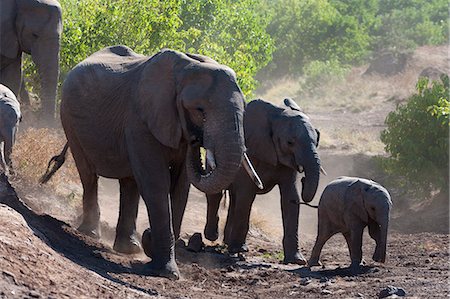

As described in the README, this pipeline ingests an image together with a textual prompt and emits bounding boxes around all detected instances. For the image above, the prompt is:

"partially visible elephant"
[0,0,62,119]
[40,46,261,280]
[205,98,323,264]
[0,84,21,174]
[308,176,392,269]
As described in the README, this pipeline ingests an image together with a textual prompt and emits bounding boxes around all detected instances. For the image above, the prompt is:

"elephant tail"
[39,142,69,184]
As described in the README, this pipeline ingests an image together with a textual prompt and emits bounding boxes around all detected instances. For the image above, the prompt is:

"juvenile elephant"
[41,45,262,280]
[205,98,322,264]
[0,84,21,174]
[0,0,62,119]
[308,176,392,269]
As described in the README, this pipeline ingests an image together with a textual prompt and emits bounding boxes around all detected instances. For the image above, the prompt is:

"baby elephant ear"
[283,98,303,112]
[346,180,369,223]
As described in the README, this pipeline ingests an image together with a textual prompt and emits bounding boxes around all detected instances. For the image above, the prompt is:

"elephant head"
[1,0,62,118]
[245,98,322,202]
[135,49,248,194]
[345,179,392,263]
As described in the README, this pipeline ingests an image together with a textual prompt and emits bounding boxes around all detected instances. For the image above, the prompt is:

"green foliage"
[23,0,273,99]
[262,0,376,76]
[299,59,349,94]
[372,0,448,51]
[380,75,449,195]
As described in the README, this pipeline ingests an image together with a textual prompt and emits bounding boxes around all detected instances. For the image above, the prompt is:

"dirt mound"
[0,174,449,298]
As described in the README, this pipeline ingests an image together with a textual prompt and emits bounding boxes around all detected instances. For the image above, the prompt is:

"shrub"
[380,75,449,195]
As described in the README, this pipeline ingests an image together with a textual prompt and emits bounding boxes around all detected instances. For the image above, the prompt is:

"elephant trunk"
[299,146,321,203]
[186,108,245,194]
[377,220,389,263]
[31,38,60,119]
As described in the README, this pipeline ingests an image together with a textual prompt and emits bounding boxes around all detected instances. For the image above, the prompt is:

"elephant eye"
[287,140,294,146]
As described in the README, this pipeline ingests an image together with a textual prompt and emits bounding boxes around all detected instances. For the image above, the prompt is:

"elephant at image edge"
[0,84,21,174]
[308,176,392,269]
[43,45,256,280]
[205,98,322,264]
[0,0,62,119]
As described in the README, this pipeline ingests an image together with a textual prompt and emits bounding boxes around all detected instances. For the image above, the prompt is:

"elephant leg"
[70,138,100,238]
[308,210,335,267]
[349,224,365,269]
[368,220,383,262]
[223,190,235,245]
[3,132,13,175]
[226,187,256,254]
[170,162,190,240]
[343,231,353,261]
[280,181,306,265]
[204,192,223,241]
[0,56,22,97]
[113,177,141,254]
[126,126,178,280]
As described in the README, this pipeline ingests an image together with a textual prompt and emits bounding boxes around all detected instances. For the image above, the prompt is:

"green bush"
[23,0,273,99]
[380,75,449,195]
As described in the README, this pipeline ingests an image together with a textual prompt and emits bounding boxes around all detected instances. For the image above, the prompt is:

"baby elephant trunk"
[375,222,389,263]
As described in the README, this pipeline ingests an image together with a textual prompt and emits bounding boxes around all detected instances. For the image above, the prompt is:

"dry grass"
[12,127,80,195]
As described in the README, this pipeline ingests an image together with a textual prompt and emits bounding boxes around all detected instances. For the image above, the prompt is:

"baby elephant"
[308,176,392,269]
[0,84,21,175]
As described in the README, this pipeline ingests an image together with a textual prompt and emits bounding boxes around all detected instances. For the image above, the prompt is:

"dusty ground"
[0,45,448,298]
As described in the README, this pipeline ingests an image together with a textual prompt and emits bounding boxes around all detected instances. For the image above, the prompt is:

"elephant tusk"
[297,165,304,173]
[206,149,216,170]
[242,153,264,190]
[320,166,327,176]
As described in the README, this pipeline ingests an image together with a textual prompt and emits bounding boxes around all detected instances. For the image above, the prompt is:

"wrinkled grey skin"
[0,0,62,119]
[205,98,321,264]
[0,84,21,174]
[308,176,392,270]
[59,46,246,279]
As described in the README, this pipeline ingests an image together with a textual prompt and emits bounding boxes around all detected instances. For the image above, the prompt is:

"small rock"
[429,252,438,258]
[321,289,332,295]
[425,258,431,264]
[28,291,40,298]
[378,286,406,298]
[320,277,329,283]
[357,293,364,298]
[187,233,204,252]
[299,277,312,286]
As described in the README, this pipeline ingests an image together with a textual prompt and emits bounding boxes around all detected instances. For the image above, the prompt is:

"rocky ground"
[0,45,448,298]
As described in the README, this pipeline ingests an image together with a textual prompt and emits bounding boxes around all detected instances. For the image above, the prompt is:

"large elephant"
[205,98,323,264]
[40,45,262,280]
[0,0,62,119]
[0,84,21,175]
[308,176,392,270]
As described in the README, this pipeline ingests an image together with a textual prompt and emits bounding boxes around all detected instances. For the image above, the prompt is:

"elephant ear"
[315,128,320,147]
[136,49,186,149]
[185,53,219,65]
[0,0,20,58]
[345,180,369,223]
[245,99,279,166]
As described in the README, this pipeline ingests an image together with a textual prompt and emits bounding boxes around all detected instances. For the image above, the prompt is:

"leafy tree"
[261,0,376,76]
[380,75,449,195]
[23,0,273,100]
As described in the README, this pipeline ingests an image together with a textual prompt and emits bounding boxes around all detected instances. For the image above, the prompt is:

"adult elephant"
[41,45,261,280]
[205,98,323,264]
[0,0,62,119]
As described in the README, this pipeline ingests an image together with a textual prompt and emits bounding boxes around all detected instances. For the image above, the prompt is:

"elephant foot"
[204,226,219,242]
[284,252,307,265]
[349,261,365,274]
[146,259,180,280]
[307,258,322,267]
[142,228,152,258]
[77,222,100,239]
[113,234,142,254]
[187,233,204,252]
[228,243,248,254]
[372,252,385,263]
